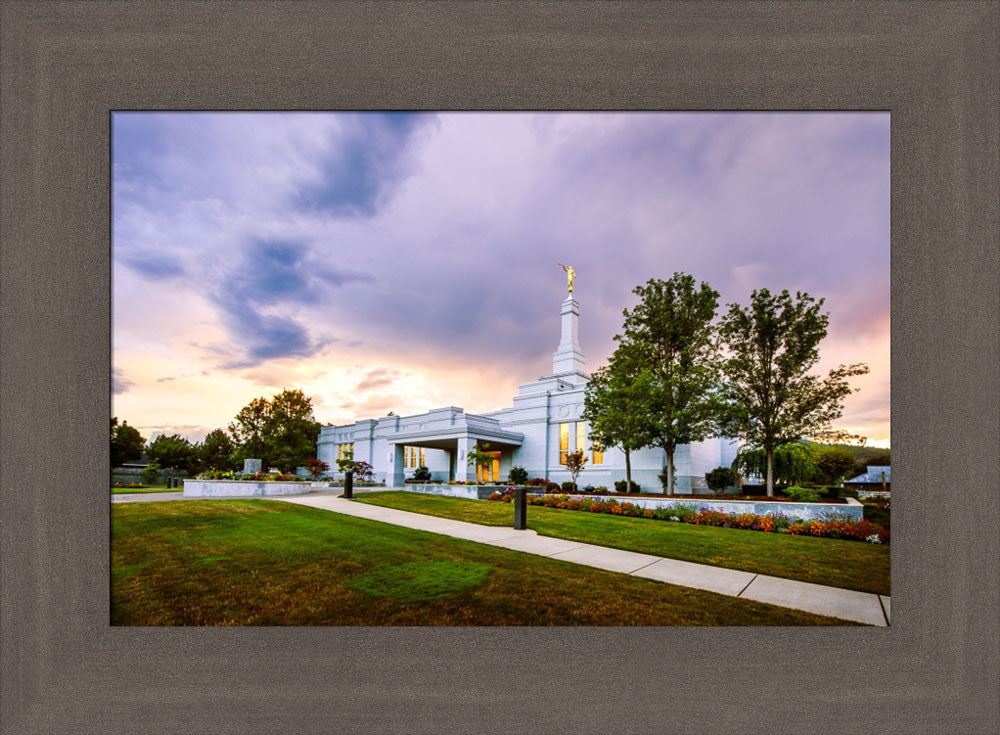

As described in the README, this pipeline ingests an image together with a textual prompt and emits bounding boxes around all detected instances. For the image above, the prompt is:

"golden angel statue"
[557,262,575,293]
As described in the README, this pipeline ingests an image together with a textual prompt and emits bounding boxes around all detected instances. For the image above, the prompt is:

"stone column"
[388,444,405,487]
[455,436,472,483]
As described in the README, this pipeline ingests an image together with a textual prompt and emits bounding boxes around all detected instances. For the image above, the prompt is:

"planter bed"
[399,484,862,522]
[589,492,847,504]
[523,491,863,522]
[183,479,313,498]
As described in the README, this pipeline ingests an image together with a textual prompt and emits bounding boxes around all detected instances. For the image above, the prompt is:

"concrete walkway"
[276,493,890,626]
[112,489,890,625]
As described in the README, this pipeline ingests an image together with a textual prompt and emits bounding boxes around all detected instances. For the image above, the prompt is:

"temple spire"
[551,293,587,383]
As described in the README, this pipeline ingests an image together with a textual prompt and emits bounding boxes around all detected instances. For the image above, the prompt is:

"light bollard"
[513,486,527,530]
[342,471,353,499]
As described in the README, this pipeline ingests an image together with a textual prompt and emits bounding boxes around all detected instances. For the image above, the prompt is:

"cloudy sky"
[112,111,890,447]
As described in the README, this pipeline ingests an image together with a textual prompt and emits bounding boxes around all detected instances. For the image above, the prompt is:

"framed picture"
[3,2,997,733]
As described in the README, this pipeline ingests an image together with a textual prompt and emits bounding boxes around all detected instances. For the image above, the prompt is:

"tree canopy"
[199,428,237,471]
[615,273,721,495]
[145,433,198,472]
[111,417,145,467]
[229,389,322,472]
[811,444,859,485]
[582,342,656,493]
[717,288,868,495]
[732,443,817,486]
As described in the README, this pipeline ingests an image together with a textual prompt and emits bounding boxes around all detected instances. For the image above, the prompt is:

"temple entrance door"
[476,451,502,483]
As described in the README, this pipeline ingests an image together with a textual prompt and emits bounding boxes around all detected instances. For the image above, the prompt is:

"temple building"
[317,277,737,494]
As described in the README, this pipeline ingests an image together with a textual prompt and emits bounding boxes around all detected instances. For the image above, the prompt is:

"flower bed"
[196,470,309,481]
[487,490,889,544]
[112,482,148,489]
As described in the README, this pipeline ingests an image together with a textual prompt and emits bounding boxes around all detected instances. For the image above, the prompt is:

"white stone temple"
[317,277,737,493]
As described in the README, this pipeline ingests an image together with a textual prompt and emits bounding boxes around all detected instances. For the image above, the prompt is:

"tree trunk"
[766,446,775,497]
[625,449,633,493]
[666,448,675,496]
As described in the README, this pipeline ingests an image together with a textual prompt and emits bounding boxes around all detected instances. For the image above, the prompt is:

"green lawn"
[112,485,178,494]
[354,492,890,596]
[111,500,854,626]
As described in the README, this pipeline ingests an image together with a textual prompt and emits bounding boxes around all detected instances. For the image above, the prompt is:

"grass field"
[112,485,178,494]
[354,492,890,595]
[111,500,855,626]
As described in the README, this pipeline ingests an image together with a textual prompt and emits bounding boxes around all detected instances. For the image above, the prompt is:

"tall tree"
[228,396,271,466]
[582,343,656,493]
[199,428,237,471]
[145,433,197,472]
[264,388,322,472]
[229,389,321,472]
[616,273,721,495]
[717,288,869,496]
[111,417,145,467]
[811,444,858,485]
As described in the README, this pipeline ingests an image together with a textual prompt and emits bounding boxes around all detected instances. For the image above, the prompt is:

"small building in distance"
[845,465,891,491]
[317,285,738,493]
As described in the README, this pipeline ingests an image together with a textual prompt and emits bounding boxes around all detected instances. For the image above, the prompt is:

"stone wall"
[182,480,313,498]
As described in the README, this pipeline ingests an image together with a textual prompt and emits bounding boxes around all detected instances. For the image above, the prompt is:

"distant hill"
[803,440,890,476]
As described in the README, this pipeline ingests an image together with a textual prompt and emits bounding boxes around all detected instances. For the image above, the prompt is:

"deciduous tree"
[111,417,145,467]
[616,273,721,495]
[811,444,859,485]
[718,288,869,496]
[582,343,656,493]
[145,433,197,472]
[563,449,587,491]
[228,389,322,472]
[199,428,236,471]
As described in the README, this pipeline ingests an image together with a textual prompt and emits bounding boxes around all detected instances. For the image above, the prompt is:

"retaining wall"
[182,480,313,498]
[398,484,864,522]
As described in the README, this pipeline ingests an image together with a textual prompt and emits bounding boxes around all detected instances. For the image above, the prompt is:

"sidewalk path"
[277,493,890,626]
[112,489,890,625]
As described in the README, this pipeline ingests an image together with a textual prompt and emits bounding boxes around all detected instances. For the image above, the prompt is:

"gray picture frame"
[2,2,997,733]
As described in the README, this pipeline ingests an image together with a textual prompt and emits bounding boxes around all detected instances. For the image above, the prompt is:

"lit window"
[576,422,585,453]
[592,439,603,466]
[419,447,425,467]
[559,423,570,465]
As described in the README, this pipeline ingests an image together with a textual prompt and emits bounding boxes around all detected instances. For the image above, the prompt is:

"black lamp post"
[343,470,353,499]
[513,486,527,530]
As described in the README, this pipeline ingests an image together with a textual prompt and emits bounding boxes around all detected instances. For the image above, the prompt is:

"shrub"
[705,466,739,494]
[305,459,330,479]
[508,466,528,485]
[562,481,576,492]
[658,466,673,491]
[785,485,822,502]
[594,486,608,493]
[527,477,548,486]
[863,501,890,529]
[141,461,161,485]
[544,481,561,494]
[412,465,432,482]
[614,480,640,494]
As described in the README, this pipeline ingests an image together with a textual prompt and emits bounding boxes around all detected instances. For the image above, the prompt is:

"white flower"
[670,516,681,522]
[866,534,882,544]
